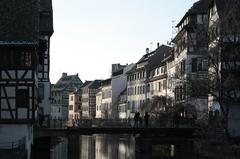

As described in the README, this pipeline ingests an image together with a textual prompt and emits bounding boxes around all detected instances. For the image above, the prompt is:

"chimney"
[62,72,67,77]
[146,48,149,54]
[157,42,160,48]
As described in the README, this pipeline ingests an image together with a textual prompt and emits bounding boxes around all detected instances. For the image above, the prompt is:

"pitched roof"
[146,45,172,71]
[81,80,102,89]
[89,80,103,89]
[81,81,93,88]
[176,0,210,27]
[0,0,40,44]
[101,78,111,86]
[127,45,172,74]
[40,0,54,35]
[52,74,83,91]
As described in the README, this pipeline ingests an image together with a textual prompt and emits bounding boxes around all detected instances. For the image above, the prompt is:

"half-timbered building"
[38,0,54,119]
[51,73,83,121]
[0,0,53,158]
[172,0,209,118]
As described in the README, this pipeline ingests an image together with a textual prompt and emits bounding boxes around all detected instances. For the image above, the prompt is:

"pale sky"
[50,0,198,83]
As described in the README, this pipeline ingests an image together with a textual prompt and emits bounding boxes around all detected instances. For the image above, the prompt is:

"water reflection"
[51,134,197,159]
[93,135,135,159]
[51,138,67,159]
[51,134,135,159]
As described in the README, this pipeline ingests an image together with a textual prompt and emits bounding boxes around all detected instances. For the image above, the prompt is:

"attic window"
[197,15,203,24]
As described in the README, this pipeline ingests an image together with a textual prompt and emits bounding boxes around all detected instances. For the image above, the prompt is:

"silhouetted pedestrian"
[144,112,149,128]
[134,112,140,128]
[127,117,131,127]
[139,116,143,128]
[38,109,44,128]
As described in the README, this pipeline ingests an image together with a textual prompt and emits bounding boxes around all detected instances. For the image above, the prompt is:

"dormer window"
[197,15,203,24]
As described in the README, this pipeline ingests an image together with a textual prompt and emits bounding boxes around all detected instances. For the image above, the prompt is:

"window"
[0,49,32,68]
[16,89,29,108]
[181,60,185,75]
[192,58,208,72]
[175,86,186,101]
[158,82,161,92]
[163,80,167,90]
[147,84,150,93]
[160,67,163,74]
[197,15,203,24]
[128,101,131,109]
[192,58,198,72]
[70,96,73,101]
[69,105,73,110]
[198,59,208,71]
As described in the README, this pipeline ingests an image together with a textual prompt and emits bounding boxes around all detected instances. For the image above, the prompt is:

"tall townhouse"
[111,64,134,119]
[117,89,128,119]
[208,0,240,136]
[95,89,102,119]
[147,49,171,100]
[165,50,176,102]
[68,89,81,125]
[172,0,209,116]
[95,64,134,119]
[126,45,171,118]
[0,0,53,158]
[101,78,112,119]
[81,80,102,119]
[38,0,54,119]
[51,73,83,120]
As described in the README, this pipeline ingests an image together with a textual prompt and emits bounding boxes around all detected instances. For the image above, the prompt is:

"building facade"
[100,79,112,119]
[81,80,102,119]
[68,90,81,126]
[95,90,102,119]
[208,0,240,136]
[51,73,82,120]
[118,89,128,119]
[38,0,54,119]
[0,0,53,158]
[172,0,209,117]
[126,45,171,118]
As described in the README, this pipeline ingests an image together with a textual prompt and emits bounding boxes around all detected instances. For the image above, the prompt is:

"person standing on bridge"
[139,115,143,128]
[134,112,139,128]
[144,112,149,128]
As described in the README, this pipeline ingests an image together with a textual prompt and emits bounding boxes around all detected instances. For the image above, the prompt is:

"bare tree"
[206,0,240,138]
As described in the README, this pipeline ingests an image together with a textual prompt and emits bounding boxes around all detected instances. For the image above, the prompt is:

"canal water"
[50,134,196,159]
[51,134,135,159]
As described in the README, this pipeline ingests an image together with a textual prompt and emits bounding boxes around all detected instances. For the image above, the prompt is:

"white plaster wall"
[167,60,176,101]
[112,75,126,118]
[39,82,51,115]
[95,92,102,119]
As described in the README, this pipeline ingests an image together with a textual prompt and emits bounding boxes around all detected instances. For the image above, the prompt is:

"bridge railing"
[46,117,195,129]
